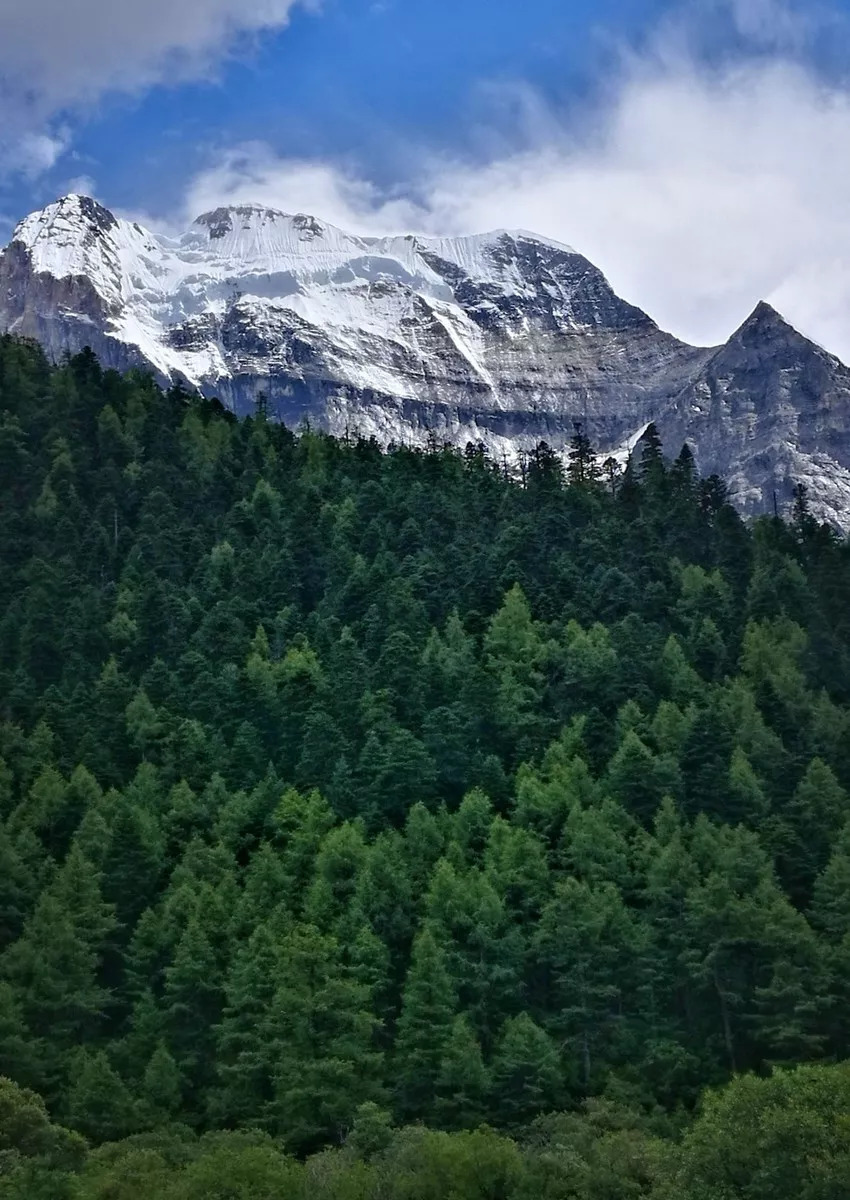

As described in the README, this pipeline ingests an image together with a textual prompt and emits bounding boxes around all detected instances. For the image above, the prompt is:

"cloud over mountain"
[183,4,850,360]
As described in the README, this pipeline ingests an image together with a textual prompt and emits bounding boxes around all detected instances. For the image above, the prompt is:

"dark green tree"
[490,1014,563,1126]
[394,928,457,1121]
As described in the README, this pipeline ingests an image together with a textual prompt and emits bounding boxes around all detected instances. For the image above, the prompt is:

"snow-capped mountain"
[4,193,850,527]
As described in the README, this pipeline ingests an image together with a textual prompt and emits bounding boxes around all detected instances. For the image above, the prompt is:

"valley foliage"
[1,335,850,1197]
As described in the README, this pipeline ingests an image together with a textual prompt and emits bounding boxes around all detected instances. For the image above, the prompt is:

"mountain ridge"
[3,193,850,526]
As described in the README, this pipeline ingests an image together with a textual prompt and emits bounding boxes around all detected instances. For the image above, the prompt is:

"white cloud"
[183,146,425,234]
[0,130,71,179]
[182,5,850,362]
[0,0,307,111]
[728,0,812,45]
[0,0,309,179]
[62,174,99,199]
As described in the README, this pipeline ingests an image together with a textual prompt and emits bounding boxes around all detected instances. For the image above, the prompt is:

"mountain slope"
[3,193,850,526]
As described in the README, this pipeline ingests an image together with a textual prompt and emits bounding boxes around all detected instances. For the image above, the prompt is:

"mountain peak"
[722,299,806,348]
[187,205,351,260]
[193,204,291,240]
[13,194,118,246]
[490,228,579,254]
[727,300,839,363]
[743,299,787,327]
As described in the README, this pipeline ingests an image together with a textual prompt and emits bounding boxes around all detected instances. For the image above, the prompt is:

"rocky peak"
[186,204,360,263]
[193,204,291,240]
[67,194,119,233]
[727,300,804,347]
[12,194,118,254]
[708,300,843,383]
[32,193,116,232]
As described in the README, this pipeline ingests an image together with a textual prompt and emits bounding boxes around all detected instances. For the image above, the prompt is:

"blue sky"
[2,0,676,221]
[3,0,850,356]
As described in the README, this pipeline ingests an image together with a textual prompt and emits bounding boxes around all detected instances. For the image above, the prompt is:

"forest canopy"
[1,335,850,1196]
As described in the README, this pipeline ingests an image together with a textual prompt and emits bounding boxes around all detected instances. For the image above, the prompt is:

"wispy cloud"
[727,0,814,46]
[1,130,72,179]
[184,146,425,234]
[183,0,850,361]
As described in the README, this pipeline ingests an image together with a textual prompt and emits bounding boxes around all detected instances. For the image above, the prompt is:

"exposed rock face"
[3,194,850,526]
[662,303,850,523]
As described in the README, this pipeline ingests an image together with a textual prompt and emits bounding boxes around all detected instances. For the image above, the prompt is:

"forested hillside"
[1,335,850,1197]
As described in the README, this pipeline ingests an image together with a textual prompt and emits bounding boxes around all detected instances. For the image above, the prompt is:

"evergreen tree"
[394,928,457,1120]
[567,424,600,488]
[604,730,670,824]
[162,916,223,1096]
[141,1040,183,1124]
[638,423,666,496]
[490,1013,562,1126]
[781,758,848,901]
[64,1050,139,1143]
[210,920,281,1127]
[268,923,384,1152]
[435,1015,490,1130]
[1,854,115,1058]
[536,877,646,1087]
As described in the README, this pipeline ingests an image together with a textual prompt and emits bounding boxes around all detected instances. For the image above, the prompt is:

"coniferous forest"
[2,334,850,1197]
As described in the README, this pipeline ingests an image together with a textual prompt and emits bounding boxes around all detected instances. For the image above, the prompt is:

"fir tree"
[65,1050,139,1143]
[435,1015,489,1129]
[490,1013,562,1126]
[394,928,457,1120]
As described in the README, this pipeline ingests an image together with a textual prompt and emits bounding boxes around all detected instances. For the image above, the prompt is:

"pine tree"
[394,928,457,1120]
[424,858,523,1045]
[604,730,669,825]
[1,852,115,1054]
[346,1101,395,1160]
[811,821,850,940]
[114,988,165,1081]
[267,923,384,1152]
[0,981,44,1092]
[101,795,165,932]
[728,747,770,827]
[567,424,600,488]
[781,758,848,901]
[65,1050,139,1143]
[0,821,38,950]
[679,704,734,821]
[490,1013,562,1125]
[210,920,281,1127]
[141,1040,183,1124]
[638,423,666,496]
[162,916,223,1095]
[484,585,550,761]
[435,1015,490,1129]
[536,877,645,1087]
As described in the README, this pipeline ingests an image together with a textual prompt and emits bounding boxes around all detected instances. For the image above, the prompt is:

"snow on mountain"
[4,194,850,528]
[6,196,590,388]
